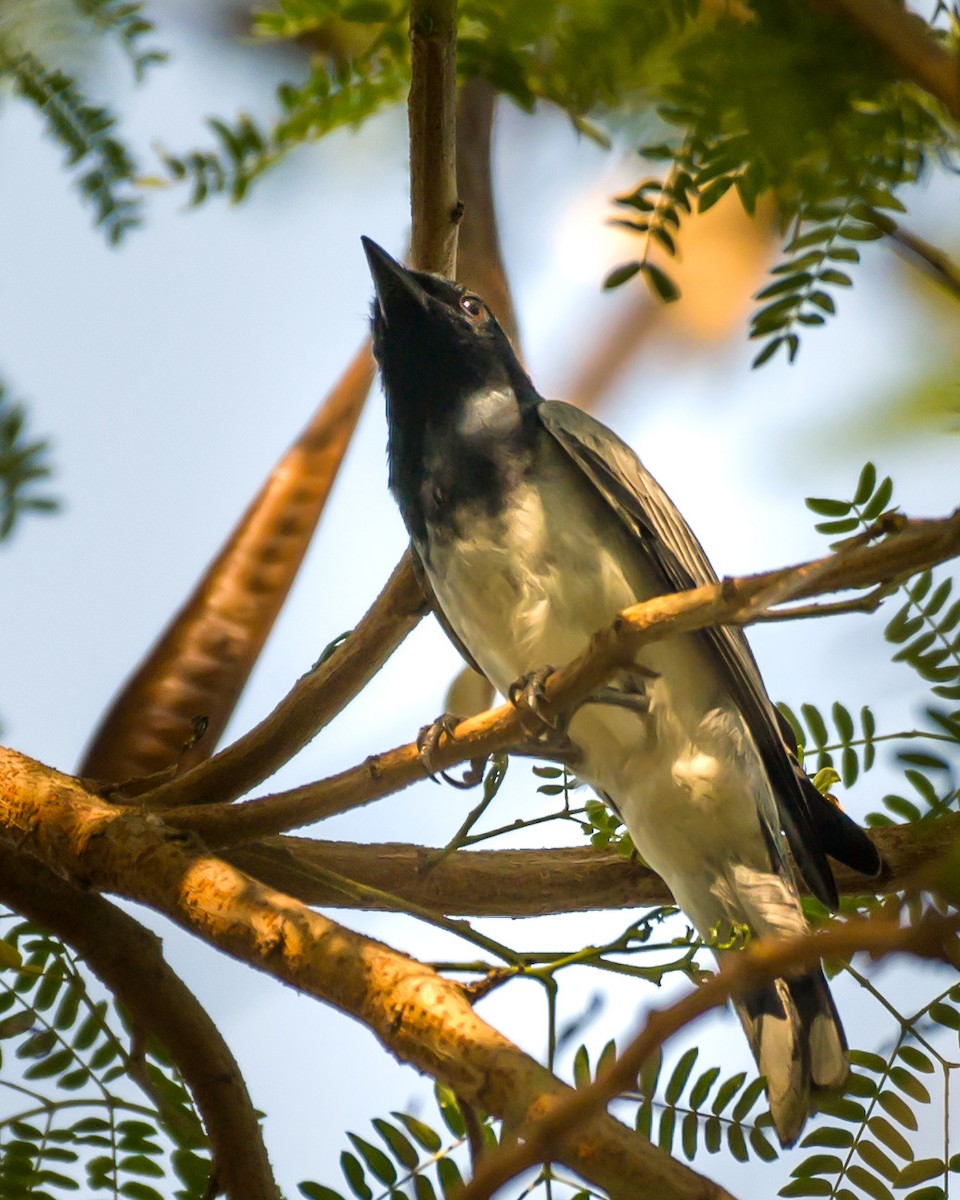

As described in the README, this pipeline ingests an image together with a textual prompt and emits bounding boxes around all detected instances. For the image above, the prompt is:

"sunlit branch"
[165,508,960,843]
[0,748,734,1200]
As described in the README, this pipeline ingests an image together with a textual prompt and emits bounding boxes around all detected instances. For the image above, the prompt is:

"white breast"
[421,439,790,941]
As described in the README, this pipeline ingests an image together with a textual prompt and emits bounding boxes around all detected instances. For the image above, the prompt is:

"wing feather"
[537,400,858,908]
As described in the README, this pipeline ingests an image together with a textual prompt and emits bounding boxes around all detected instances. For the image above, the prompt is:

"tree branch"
[139,551,427,810]
[0,842,279,1200]
[0,748,732,1200]
[162,509,960,844]
[409,0,460,274]
[224,817,957,917]
[817,0,960,122]
[456,900,960,1200]
[455,76,518,343]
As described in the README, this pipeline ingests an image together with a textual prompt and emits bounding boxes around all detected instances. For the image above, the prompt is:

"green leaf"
[603,262,641,290]
[435,1085,465,1138]
[867,1116,913,1160]
[393,1113,442,1154]
[711,1072,746,1115]
[300,1184,346,1200]
[681,1111,698,1160]
[641,262,681,303]
[861,476,894,519]
[877,1089,918,1131]
[799,1127,854,1149]
[726,1122,748,1163]
[436,1157,462,1197]
[806,497,853,517]
[779,1181,832,1197]
[896,1161,946,1187]
[372,1120,419,1170]
[889,1066,930,1103]
[732,1076,766,1120]
[347,1136,396,1185]
[665,1047,698,1103]
[340,1152,371,1200]
[749,1125,778,1162]
[898,1046,935,1074]
[658,1106,676,1151]
[929,1002,960,1031]
[689,1066,720,1109]
[794,1153,844,1176]
[0,1011,35,1039]
[573,1044,591,1088]
[847,1164,894,1200]
[858,1140,899,1181]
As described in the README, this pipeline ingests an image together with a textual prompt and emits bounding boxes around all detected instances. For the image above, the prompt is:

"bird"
[362,236,882,1147]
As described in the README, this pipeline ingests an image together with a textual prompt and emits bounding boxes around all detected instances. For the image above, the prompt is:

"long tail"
[735,969,848,1147]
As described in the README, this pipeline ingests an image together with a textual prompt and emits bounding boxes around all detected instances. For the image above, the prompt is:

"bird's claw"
[417,713,488,789]
[508,665,561,735]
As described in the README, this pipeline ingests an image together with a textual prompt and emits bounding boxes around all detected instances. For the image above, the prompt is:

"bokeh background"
[1,2,958,1194]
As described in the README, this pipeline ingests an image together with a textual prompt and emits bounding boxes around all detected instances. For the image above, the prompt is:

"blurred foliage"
[0,384,59,543]
[0,0,162,243]
[3,0,959,360]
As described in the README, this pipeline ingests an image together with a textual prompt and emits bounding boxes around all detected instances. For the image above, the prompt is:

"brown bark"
[225,816,959,917]
[0,747,731,1200]
[409,0,460,275]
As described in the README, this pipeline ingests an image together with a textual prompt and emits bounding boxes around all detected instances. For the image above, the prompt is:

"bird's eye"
[459,294,485,319]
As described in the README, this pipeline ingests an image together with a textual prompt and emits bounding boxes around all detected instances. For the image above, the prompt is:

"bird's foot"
[416,713,487,789]
[509,665,561,734]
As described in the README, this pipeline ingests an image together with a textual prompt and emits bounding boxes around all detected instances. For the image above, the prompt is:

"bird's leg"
[417,714,487,789]
[579,666,656,716]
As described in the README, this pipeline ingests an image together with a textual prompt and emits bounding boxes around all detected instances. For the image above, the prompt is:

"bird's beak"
[362,237,428,324]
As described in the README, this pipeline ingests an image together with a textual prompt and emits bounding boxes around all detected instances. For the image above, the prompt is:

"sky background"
[1,2,959,1196]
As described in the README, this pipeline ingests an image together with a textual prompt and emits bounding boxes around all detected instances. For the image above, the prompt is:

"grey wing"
[538,400,866,909]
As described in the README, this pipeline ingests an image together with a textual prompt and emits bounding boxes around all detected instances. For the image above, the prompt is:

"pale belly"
[419,461,788,928]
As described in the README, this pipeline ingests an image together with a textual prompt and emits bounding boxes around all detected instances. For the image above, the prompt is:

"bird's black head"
[363,237,541,537]
[363,237,536,418]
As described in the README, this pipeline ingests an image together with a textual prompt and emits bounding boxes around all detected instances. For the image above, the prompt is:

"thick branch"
[0,842,278,1200]
[819,0,960,121]
[457,903,960,1200]
[164,509,960,843]
[409,0,460,274]
[224,817,957,917]
[140,551,427,810]
[0,748,730,1200]
[80,343,375,786]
